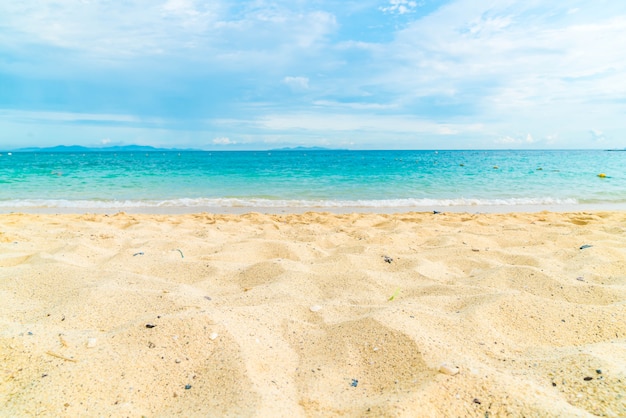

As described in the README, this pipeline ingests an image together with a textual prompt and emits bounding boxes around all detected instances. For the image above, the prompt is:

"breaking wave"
[0,197,580,209]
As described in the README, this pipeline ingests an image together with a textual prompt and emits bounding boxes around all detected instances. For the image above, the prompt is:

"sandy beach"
[1,210,625,417]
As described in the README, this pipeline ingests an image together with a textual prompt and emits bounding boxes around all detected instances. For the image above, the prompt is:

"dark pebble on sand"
[596,369,602,374]
[185,384,192,390]
[584,376,593,381]
[145,323,156,328]
[473,398,481,405]
[351,379,358,387]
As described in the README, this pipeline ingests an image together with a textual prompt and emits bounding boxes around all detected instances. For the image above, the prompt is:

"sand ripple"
[1,211,625,416]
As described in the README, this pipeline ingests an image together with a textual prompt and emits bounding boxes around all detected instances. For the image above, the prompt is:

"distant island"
[269,146,348,151]
[11,145,198,153]
[6,145,351,153]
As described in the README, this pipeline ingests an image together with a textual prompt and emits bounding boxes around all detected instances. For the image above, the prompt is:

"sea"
[1,149,625,213]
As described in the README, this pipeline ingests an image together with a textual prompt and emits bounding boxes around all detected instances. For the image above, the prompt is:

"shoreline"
[1,202,626,215]
[1,210,625,416]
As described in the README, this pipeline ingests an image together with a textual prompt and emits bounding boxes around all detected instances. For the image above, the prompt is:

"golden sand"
[1,211,625,417]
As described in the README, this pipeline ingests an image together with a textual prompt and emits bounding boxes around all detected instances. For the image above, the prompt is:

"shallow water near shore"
[1,149,624,213]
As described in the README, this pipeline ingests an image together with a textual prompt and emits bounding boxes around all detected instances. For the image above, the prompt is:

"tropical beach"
[1,210,625,416]
[2,0,626,416]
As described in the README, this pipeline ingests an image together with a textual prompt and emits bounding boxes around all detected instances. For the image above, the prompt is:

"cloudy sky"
[1,0,625,150]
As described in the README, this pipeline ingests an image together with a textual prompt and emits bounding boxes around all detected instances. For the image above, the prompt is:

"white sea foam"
[0,197,580,209]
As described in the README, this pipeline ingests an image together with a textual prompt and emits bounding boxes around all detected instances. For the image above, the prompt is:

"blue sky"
[1,0,625,150]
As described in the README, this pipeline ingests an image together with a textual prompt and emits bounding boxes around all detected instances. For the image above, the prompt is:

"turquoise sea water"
[1,150,625,212]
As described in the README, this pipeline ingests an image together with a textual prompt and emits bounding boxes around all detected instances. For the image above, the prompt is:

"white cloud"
[387,3,626,98]
[283,76,310,91]
[212,137,235,145]
[256,112,482,135]
[381,0,420,15]
[161,0,200,16]
[589,129,606,142]
[0,109,143,124]
[464,15,513,35]
[313,100,397,110]
[495,134,529,145]
[494,132,548,146]
[2,1,626,149]
[0,1,336,66]
[364,1,626,144]
[496,135,517,144]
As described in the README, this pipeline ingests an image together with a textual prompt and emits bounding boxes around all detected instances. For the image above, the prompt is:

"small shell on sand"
[310,305,322,312]
[439,363,460,375]
[209,332,219,340]
[86,338,97,348]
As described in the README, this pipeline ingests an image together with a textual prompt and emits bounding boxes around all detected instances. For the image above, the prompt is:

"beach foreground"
[1,211,625,417]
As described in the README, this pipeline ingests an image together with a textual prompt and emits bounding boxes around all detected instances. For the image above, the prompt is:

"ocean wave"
[0,197,581,209]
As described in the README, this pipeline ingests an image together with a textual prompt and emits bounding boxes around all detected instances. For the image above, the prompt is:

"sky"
[1,0,625,150]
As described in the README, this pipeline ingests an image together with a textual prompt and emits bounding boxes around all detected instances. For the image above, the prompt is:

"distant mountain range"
[11,145,198,153]
[8,145,349,153]
[269,146,347,151]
